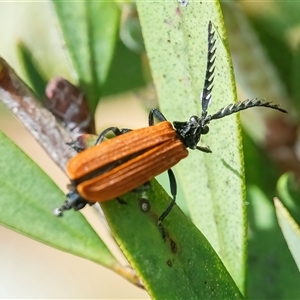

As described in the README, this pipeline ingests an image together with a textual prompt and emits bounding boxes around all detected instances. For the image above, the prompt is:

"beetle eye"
[202,125,209,135]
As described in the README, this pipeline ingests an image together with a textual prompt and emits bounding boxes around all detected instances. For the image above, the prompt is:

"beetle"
[54,21,287,238]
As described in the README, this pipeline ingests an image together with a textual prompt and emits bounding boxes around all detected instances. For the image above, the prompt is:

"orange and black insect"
[55,21,286,238]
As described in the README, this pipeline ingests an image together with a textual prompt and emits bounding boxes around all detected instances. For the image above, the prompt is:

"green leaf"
[101,38,147,97]
[274,197,300,272]
[16,42,47,101]
[277,173,300,225]
[101,180,244,299]
[52,1,120,112]
[136,0,246,292]
[0,130,118,270]
[247,185,300,299]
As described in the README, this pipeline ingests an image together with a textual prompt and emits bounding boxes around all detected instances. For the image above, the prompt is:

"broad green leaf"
[247,185,300,299]
[100,3,147,96]
[52,1,120,112]
[101,38,147,97]
[274,197,300,272]
[101,180,243,299]
[0,131,118,270]
[136,0,246,292]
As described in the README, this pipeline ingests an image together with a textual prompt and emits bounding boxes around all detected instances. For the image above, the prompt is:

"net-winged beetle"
[55,21,287,239]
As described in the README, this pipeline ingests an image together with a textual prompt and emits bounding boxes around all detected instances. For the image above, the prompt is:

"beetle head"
[173,115,210,149]
[54,190,88,216]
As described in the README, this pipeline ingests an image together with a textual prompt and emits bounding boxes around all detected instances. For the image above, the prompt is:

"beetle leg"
[117,197,127,204]
[158,168,177,240]
[196,144,212,153]
[95,127,132,145]
[149,108,167,126]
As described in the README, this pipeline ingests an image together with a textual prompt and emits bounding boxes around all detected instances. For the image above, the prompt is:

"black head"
[174,21,287,153]
[173,115,209,150]
[54,190,89,216]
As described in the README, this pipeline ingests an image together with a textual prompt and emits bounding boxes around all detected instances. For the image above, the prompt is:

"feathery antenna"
[207,98,287,122]
[201,21,216,118]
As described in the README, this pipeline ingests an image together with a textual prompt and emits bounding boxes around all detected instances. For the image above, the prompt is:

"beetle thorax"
[173,115,209,149]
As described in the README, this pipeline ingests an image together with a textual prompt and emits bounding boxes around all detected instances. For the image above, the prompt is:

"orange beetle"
[55,21,286,237]
[66,122,188,202]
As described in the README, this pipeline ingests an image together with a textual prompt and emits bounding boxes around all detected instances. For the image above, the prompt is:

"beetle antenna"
[205,98,287,122]
[201,20,216,118]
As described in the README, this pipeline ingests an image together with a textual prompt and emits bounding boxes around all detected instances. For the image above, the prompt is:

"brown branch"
[0,57,75,172]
